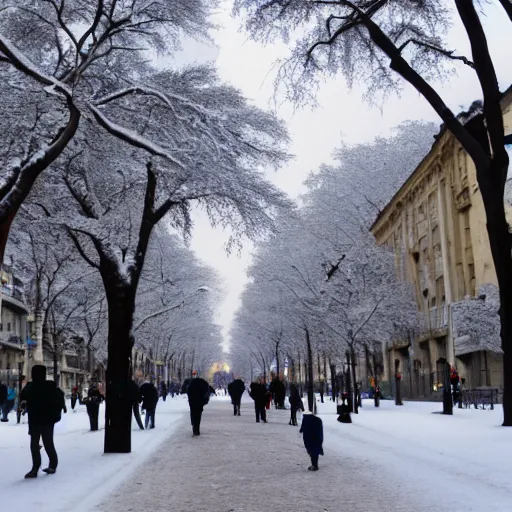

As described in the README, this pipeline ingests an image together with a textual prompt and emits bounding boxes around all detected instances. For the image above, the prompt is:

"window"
[7,322,11,331]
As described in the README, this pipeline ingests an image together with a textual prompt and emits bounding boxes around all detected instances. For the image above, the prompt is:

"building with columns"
[371,90,512,396]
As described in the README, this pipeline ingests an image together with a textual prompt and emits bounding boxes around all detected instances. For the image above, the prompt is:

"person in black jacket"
[227,378,245,416]
[129,380,144,430]
[140,378,159,429]
[160,381,167,402]
[20,365,67,478]
[85,383,104,431]
[289,384,304,426]
[249,377,268,423]
[186,376,210,436]
[300,411,324,471]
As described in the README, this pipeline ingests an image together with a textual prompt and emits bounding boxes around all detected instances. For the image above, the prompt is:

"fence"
[381,370,448,402]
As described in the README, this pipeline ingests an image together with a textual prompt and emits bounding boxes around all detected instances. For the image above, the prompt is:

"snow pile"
[0,397,189,512]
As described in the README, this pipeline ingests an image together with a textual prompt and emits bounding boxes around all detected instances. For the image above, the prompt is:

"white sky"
[173,1,512,350]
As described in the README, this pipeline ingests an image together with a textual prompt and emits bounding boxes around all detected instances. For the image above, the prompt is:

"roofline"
[370,86,512,234]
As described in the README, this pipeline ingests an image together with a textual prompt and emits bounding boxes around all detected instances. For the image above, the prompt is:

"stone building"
[0,265,29,386]
[371,91,512,396]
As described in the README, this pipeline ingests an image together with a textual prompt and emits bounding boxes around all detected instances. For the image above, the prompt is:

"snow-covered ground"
[0,396,189,512]
[2,395,511,511]
[318,398,512,511]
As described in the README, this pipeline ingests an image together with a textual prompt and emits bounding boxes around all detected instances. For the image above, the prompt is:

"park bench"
[460,388,500,410]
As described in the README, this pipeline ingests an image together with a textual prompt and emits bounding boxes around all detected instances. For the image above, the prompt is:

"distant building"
[0,265,29,386]
[371,90,512,397]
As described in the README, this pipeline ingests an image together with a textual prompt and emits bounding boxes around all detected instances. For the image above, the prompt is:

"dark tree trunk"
[350,347,359,414]
[329,362,336,402]
[345,351,354,413]
[103,278,135,454]
[53,340,59,388]
[305,329,314,412]
[373,352,380,408]
[275,341,280,378]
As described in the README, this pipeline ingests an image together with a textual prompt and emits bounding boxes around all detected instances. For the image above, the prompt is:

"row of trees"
[233,0,512,425]
[0,1,292,452]
[230,121,437,412]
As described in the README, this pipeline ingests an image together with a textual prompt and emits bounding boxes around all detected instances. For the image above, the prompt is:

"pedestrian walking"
[0,382,7,414]
[186,376,210,436]
[20,365,67,478]
[227,378,245,416]
[299,410,324,471]
[319,380,325,404]
[129,380,144,430]
[84,383,104,431]
[140,378,159,429]
[249,377,268,423]
[1,383,16,422]
[288,384,304,426]
[160,381,167,402]
[70,385,79,412]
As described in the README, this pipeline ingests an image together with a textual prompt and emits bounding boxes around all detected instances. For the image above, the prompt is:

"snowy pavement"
[96,397,512,512]
[3,396,512,511]
[0,396,189,512]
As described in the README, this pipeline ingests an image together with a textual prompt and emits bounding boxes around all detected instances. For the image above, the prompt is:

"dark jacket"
[228,379,245,399]
[180,378,192,395]
[129,380,142,403]
[187,378,210,406]
[140,382,159,410]
[300,414,324,457]
[249,382,268,407]
[160,382,167,396]
[20,365,66,427]
[289,385,304,410]
[86,387,104,405]
[0,383,7,404]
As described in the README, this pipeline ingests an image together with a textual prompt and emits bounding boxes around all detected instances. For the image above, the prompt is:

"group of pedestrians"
[0,381,17,422]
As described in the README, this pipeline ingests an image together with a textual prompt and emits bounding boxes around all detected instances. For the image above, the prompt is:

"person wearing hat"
[20,365,67,478]
[299,409,324,471]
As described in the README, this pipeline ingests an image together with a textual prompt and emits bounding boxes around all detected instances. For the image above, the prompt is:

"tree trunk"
[329,361,336,403]
[350,347,359,414]
[305,329,314,413]
[345,351,353,413]
[275,341,280,378]
[103,279,135,454]
[373,352,380,408]
[475,160,512,425]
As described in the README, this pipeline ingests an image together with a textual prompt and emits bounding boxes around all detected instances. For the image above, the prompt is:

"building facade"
[371,92,512,397]
[0,265,29,386]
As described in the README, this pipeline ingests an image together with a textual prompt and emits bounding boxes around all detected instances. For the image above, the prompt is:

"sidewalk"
[0,396,189,512]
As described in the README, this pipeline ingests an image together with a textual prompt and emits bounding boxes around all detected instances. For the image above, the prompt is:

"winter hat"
[31,365,47,382]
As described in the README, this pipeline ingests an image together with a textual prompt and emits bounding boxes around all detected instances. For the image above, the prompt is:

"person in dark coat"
[249,377,268,423]
[300,411,324,471]
[140,378,159,429]
[186,376,210,436]
[160,381,167,402]
[288,384,304,426]
[0,382,6,408]
[228,378,245,416]
[270,377,286,409]
[71,385,79,412]
[129,380,144,430]
[20,365,67,478]
[85,383,104,431]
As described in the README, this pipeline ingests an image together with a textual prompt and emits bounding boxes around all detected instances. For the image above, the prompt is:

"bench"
[460,388,500,410]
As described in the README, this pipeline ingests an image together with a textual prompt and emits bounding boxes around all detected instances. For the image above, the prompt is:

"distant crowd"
[1,368,324,478]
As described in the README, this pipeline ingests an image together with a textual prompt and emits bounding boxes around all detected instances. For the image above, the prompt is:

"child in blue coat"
[299,411,324,471]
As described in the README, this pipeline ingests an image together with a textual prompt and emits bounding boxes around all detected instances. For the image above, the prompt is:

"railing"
[0,335,24,348]
[429,305,448,330]
[1,284,25,301]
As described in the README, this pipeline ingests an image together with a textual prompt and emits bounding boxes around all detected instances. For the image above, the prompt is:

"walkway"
[96,399,435,512]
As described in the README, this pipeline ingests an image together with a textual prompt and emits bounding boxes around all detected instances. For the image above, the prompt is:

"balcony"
[429,305,448,329]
